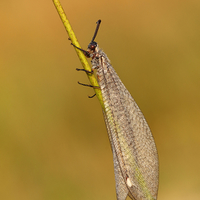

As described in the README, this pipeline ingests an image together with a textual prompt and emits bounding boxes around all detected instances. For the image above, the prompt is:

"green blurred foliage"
[1,0,200,199]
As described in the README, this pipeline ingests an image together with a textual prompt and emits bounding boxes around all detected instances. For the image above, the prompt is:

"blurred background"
[1,0,200,199]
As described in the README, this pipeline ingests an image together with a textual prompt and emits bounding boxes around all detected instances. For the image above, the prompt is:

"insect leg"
[88,93,96,98]
[71,43,90,57]
[77,82,99,99]
[76,68,93,74]
[77,81,100,89]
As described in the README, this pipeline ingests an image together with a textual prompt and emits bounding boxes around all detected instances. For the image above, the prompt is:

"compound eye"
[90,44,96,50]
[88,41,97,51]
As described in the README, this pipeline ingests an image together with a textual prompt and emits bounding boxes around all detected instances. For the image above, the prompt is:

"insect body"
[75,20,159,200]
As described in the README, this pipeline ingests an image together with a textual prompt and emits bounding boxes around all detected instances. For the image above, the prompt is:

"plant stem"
[52,0,104,109]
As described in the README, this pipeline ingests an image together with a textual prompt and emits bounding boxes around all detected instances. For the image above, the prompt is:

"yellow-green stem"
[52,0,104,109]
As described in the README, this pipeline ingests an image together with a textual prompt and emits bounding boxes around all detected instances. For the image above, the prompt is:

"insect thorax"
[91,49,111,71]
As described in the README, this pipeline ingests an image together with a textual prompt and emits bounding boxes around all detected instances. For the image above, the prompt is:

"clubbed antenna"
[91,20,101,42]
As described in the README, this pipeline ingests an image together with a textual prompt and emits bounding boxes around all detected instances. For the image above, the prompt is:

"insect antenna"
[91,20,101,42]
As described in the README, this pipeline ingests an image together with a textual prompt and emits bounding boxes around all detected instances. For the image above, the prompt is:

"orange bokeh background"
[1,1,200,199]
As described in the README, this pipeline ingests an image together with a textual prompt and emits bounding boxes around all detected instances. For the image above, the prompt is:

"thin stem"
[52,0,104,109]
